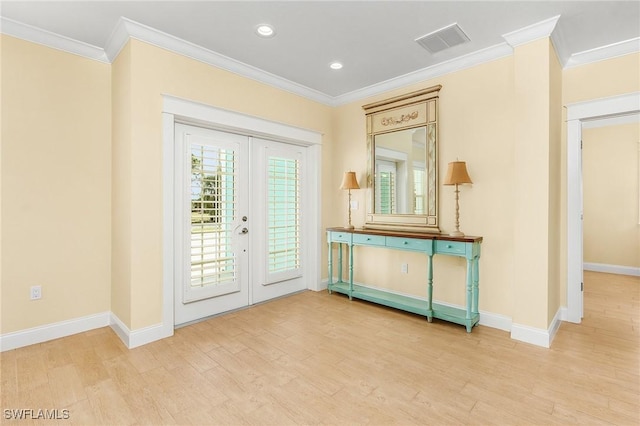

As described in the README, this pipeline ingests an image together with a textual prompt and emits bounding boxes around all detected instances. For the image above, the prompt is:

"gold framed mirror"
[363,85,441,233]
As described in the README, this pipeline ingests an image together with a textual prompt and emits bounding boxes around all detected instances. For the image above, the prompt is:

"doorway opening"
[565,91,639,323]
[161,96,322,336]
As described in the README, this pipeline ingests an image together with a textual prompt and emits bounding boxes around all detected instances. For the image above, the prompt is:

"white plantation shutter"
[186,142,238,301]
[265,155,301,283]
[376,161,397,214]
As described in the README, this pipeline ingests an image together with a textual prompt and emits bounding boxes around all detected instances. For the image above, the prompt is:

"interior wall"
[583,122,639,268]
[548,40,563,324]
[331,56,516,318]
[331,48,639,333]
[1,32,638,340]
[562,53,640,104]
[511,38,553,330]
[115,39,334,330]
[1,35,112,333]
[559,52,640,305]
[111,42,133,327]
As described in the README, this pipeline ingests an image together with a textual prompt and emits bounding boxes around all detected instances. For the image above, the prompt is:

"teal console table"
[327,228,483,332]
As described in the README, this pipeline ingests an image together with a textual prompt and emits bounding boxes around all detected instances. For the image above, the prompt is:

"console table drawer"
[386,236,432,252]
[353,234,386,246]
[435,240,466,256]
[329,231,352,243]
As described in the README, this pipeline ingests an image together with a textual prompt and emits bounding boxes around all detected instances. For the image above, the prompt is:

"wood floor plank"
[46,364,87,408]
[1,270,638,425]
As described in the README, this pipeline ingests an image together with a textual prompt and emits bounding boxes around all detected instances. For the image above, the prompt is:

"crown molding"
[104,15,131,61]
[104,17,334,106]
[333,42,513,106]
[549,19,571,67]
[2,15,638,107]
[502,15,560,48]
[565,37,640,69]
[0,16,108,62]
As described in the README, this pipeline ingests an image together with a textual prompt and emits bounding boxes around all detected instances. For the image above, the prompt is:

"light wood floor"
[2,271,638,425]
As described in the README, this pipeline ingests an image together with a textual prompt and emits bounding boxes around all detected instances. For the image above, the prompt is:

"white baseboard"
[479,310,512,332]
[1,282,566,351]
[584,262,640,277]
[511,307,562,348]
[316,278,329,291]
[0,311,173,352]
[109,313,172,349]
[328,280,513,333]
[0,312,110,352]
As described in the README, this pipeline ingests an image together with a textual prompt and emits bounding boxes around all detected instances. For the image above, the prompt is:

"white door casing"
[565,91,640,323]
[162,95,322,336]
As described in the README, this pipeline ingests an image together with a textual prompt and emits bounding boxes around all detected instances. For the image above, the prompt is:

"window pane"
[190,144,236,288]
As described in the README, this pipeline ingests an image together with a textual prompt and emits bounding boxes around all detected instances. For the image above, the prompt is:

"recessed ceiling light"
[329,62,343,70]
[255,24,275,38]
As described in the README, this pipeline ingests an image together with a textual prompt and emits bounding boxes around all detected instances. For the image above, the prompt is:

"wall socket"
[30,285,42,300]
[401,263,409,274]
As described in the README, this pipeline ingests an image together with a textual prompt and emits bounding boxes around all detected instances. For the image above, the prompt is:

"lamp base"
[344,224,355,230]
[449,230,465,237]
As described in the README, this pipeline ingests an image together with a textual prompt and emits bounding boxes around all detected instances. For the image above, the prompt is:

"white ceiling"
[1,1,639,104]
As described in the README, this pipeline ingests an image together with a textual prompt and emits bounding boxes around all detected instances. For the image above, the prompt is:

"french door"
[174,124,307,325]
[250,138,307,303]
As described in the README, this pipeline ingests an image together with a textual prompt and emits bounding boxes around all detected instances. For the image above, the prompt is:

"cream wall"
[558,52,640,306]
[1,36,112,333]
[563,53,640,104]
[511,38,556,330]
[115,39,334,329]
[583,122,639,268]
[331,47,638,332]
[331,56,516,316]
[548,41,563,325]
[1,31,638,342]
[111,42,133,327]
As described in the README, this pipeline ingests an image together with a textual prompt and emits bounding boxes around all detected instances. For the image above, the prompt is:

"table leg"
[427,254,433,322]
[348,243,354,300]
[327,241,333,293]
[466,258,473,333]
[472,256,479,316]
[338,243,343,284]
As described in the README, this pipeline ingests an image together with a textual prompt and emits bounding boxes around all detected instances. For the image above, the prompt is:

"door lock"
[240,227,249,234]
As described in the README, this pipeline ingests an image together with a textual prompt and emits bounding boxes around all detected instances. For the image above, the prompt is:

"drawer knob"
[447,244,452,248]
[403,241,408,245]
[367,238,371,241]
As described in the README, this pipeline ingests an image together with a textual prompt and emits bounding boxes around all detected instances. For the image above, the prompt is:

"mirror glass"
[373,127,427,214]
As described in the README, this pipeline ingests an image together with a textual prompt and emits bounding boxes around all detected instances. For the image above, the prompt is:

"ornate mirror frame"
[363,85,441,233]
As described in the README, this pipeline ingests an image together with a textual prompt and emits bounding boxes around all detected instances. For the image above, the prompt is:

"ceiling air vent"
[415,23,470,54]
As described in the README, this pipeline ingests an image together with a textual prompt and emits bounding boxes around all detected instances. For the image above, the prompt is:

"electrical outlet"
[30,285,42,300]
[401,263,408,274]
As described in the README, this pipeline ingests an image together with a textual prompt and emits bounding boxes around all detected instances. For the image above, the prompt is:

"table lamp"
[443,161,472,237]
[340,171,360,229]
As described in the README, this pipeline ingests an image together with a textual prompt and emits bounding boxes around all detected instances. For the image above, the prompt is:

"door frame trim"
[162,95,322,335]
[565,91,639,323]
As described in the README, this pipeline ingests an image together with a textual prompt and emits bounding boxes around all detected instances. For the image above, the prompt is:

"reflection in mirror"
[374,127,426,214]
